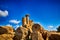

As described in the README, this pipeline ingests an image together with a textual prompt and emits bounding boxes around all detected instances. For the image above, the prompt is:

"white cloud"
[47,25,54,31]
[0,10,8,17]
[48,26,54,29]
[14,25,20,30]
[47,25,58,31]
[16,25,20,28]
[9,20,20,24]
[6,24,12,27]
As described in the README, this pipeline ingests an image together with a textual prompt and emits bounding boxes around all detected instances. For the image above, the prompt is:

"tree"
[57,26,60,32]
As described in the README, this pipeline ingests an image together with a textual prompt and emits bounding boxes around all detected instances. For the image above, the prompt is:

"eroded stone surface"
[0,26,15,40]
[15,27,28,40]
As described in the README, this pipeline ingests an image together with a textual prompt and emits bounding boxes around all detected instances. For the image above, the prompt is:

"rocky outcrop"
[14,27,29,40]
[0,14,60,40]
[31,32,44,40]
[0,26,15,40]
[13,23,60,40]
[47,32,60,40]
[48,34,60,40]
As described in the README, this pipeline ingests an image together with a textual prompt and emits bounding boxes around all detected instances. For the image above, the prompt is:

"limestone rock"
[0,34,13,40]
[14,27,28,40]
[32,24,44,32]
[0,27,7,34]
[49,34,60,40]
[0,26,14,34]
[31,32,44,40]
[0,26,15,40]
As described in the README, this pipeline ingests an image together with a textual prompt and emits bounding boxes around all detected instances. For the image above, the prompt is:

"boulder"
[0,26,15,40]
[32,24,44,33]
[31,32,44,40]
[49,34,60,40]
[14,27,28,40]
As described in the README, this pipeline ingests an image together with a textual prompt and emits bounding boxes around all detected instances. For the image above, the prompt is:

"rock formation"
[14,27,28,40]
[31,32,44,40]
[0,14,60,40]
[49,34,60,40]
[0,26,15,40]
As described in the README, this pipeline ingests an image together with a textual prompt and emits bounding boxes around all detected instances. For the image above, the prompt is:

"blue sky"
[0,0,60,30]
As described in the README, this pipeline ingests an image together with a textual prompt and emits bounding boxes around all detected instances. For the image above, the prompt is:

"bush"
[57,26,60,32]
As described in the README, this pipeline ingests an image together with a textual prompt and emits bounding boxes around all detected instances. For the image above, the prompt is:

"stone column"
[25,14,29,25]
[22,17,26,27]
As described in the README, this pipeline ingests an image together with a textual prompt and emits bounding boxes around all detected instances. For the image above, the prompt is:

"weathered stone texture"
[14,27,28,40]
[31,32,44,40]
[0,26,15,40]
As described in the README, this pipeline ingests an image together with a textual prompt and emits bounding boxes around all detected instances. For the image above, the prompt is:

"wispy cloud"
[14,25,20,30]
[6,24,12,27]
[9,19,20,24]
[0,10,8,17]
[48,25,54,29]
[47,25,56,31]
